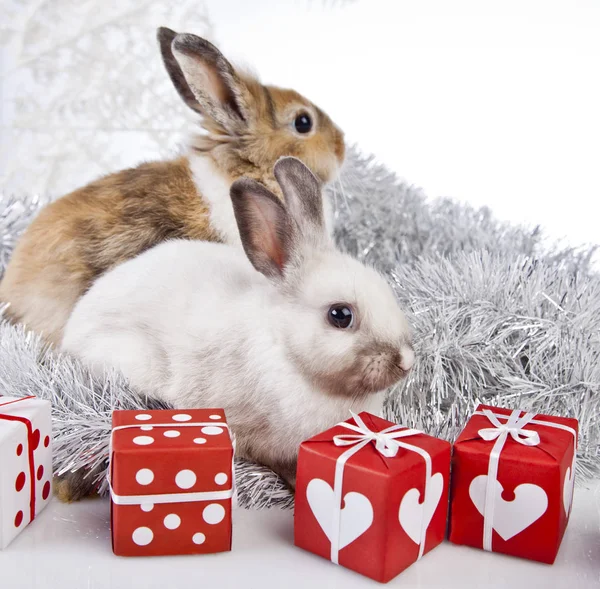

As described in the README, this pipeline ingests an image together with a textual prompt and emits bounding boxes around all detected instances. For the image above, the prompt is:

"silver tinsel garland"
[0,146,598,509]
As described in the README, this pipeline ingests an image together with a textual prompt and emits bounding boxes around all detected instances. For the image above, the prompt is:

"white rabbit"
[61,157,414,488]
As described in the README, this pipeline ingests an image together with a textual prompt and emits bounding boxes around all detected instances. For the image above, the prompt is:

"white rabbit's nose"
[400,345,415,372]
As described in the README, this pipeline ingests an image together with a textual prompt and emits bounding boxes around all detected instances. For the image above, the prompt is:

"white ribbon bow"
[477,408,539,551]
[327,412,431,564]
[333,411,423,457]
[478,409,540,446]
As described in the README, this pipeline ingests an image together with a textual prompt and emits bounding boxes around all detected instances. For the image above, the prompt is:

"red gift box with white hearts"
[0,396,53,549]
[294,412,451,583]
[109,408,234,556]
[448,404,578,564]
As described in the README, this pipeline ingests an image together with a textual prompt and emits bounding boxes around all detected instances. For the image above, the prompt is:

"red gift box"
[294,412,451,583]
[448,404,578,563]
[109,408,234,556]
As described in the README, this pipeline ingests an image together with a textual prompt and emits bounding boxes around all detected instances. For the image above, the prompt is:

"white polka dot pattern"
[201,426,223,436]
[214,473,228,485]
[133,435,154,446]
[140,425,153,431]
[193,438,207,444]
[163,430,180,438]
[140,503,154,512]
[209,414,221,420]
[132,527,153,546]
[135,468,154,485]
[175,469,197,489]
[203,503,225,525]
[172,414,192,422]
[163,514,181,530]
[192,532,206,545]
[135,414,152,421]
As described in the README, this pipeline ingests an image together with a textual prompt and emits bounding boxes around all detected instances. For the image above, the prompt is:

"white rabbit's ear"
[157,27,251,132]
[230,179,295,279]
[273,157,327,243]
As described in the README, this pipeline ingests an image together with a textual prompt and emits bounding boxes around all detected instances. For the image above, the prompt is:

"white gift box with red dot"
[109,409,234,557]
[0,396,53,549]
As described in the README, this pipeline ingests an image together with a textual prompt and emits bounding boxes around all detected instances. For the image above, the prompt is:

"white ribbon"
[477,408,539,551]
[111,421,229,436]
[474,408,578,551]
[109,421,234,506]
[329,412,431,564]
[110,488,233,505]
[474,410,578,440]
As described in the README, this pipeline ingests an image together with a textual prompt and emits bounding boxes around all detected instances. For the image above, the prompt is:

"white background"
[2,0,599,250]
[204,0,600,250]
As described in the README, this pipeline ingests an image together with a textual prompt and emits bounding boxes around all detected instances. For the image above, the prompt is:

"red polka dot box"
[109,408,234,557]
[0,396,53,549]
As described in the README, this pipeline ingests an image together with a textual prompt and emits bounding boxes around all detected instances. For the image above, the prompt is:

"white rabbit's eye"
[327,304,353,329]
[294,112,313,134]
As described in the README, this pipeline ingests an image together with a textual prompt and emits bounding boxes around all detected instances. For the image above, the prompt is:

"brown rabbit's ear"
[230,178,295,279]
[273,157,327,243]
[157,27,250,131]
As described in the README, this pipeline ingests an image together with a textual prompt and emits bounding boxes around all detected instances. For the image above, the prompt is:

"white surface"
[1,482,598,589]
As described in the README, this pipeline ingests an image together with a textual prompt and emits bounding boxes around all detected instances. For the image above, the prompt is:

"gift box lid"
[300,412,450,476]
[112,409,232,451]
[0,396,51,442]
[455,404,578,464]
[110,409,234,500]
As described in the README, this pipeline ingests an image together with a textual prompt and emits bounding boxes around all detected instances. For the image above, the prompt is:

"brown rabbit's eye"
[294,112,313,134]
[328,304,353,329]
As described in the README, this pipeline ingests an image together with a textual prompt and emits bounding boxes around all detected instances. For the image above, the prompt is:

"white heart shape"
[398,472,444,545]
[306,478,374,550]
[563,454,576,516]
[469,475,548,541]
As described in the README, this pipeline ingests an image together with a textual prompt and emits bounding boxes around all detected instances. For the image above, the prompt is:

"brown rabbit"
[0,27,345,347]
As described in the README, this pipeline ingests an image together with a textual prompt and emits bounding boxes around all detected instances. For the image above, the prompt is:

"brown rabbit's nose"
[399,345,415,373]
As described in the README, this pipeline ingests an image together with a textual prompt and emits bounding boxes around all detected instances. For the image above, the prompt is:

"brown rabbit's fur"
[0,30,344,349]
[0,158,211,345]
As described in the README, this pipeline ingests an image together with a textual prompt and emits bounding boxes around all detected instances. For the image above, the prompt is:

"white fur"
[62,240,389,468]
[322,184,335,236]
[189,154,242,246]
[188,152,336,244]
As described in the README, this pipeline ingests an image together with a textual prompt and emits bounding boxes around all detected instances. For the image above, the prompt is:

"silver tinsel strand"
[0,146,598,509]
